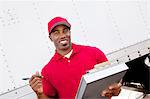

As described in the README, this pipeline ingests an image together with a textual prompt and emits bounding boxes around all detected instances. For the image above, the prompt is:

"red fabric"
[41,43,108,98]
[48,17,71,33]
[108,97,111,99]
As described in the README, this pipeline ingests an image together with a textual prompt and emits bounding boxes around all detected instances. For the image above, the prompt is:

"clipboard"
[75,63,128,99]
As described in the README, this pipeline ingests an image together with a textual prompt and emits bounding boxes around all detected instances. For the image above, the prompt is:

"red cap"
[48,17,71,34]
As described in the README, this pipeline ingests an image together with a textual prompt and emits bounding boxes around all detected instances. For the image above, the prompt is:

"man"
[29,17,122,99]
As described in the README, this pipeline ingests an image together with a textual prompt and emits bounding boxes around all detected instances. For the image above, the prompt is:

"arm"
[95,62,122,98]
[94,61,110,68]
[29,72,50,99]
[93,48,122,98]
[37,93,50,99]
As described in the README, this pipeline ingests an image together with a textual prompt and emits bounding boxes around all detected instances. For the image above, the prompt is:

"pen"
[22,78,30,80]
[22,75,43,80]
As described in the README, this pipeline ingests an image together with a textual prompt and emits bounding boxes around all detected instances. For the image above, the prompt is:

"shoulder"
[74,43,108,64]
[41,59,54,75]
[75,43,103,52]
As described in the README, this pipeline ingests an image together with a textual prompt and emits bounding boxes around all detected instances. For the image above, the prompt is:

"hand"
[101,83,122,98]
[29,72,43,95]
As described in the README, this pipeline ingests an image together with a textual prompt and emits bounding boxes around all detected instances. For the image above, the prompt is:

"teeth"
[60,40,67,44]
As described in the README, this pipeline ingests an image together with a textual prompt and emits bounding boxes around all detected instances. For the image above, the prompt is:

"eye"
[53,30,59,35]
[63,28,69,33]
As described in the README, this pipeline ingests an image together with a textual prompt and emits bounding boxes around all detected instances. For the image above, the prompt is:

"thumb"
[35,71,40,76]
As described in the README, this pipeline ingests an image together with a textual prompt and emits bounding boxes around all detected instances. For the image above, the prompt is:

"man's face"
[49,25,71,51]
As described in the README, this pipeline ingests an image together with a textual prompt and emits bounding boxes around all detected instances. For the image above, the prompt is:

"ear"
[68,30,71,34]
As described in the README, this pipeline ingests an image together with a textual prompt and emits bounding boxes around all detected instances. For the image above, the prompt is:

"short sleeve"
[41,68,57,97]
[93,47,108,64]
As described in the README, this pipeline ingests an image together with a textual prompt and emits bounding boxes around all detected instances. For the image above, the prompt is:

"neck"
[57,46,72,56]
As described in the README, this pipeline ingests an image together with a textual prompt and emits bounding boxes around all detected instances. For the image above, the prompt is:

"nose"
[59,31,67,38]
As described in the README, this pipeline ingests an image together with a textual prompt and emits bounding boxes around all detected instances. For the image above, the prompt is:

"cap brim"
[50,21,71,33]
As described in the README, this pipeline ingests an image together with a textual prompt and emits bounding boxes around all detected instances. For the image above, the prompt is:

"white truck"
[0,0,149,99]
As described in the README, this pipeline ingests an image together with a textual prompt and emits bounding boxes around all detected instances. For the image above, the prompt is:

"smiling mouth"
[60,40,68,46]
[62,43,67,46]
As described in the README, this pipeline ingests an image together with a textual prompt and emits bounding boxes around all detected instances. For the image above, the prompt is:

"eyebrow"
[52,27,69,32]
[51,29,59,33]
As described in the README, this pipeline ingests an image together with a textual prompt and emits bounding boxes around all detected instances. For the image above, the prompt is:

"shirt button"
[68,60,70,62]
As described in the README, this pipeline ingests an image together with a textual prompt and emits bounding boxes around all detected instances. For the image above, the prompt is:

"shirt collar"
[53,43,80,61]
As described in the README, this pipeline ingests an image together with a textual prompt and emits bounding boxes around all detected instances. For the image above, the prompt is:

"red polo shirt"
[41,43,108,98]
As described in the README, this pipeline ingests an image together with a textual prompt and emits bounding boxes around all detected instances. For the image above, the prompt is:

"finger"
[32,83,42,93]
[30,79,42,88]
[29,77,42,88]
[103,92,113,97]
[118,83,122,87]
[109,83,122,90]
[33,82,43,92]
[29,74,36,83]
[101,85,121,97]
[36,71,40,76]
[30,79,42,91]
[101,90,106,96]
[29,72,41,83]
[112,87,121,96]
[101,89,112,96]
[31,80,42,89]
[108,83,122,96]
